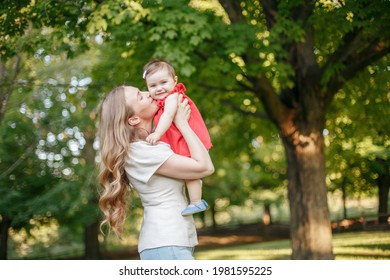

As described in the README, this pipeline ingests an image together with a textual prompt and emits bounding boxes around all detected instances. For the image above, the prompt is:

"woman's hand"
[174,94,191,129]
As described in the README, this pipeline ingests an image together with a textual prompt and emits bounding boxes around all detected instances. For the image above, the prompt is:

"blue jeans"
[140,246,195,260]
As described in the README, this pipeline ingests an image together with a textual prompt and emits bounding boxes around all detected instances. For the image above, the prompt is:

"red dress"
[154,83,213,157]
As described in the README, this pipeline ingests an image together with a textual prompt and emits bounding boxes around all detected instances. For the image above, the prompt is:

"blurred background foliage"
[0,0,389,259]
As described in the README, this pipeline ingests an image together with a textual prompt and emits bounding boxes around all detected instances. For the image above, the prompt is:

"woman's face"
[124,86,158,122]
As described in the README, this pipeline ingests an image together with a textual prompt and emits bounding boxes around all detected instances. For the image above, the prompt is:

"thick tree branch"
[249,74,289,130]
[326,40,390,101]
[218,1,297,132]
[260,0,319,113]
[218,0,244,23]
[291,0,317,24]
[0,143,35,180]
[259,0,278,29]
[343,41,389,81]
[322,0,390,96]
[286,0,317,72]
[260,0,316,30]
[322,28,365,75]
[0,55,21,125]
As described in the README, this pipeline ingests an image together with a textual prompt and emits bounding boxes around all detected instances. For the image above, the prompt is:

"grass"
[194,231,390,260]
[9,229,389,260]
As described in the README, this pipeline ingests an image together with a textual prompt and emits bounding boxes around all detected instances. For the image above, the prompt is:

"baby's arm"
[146,93,178,145]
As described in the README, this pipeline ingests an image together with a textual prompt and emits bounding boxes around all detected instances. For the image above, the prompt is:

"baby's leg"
[185,179,202,204]
[181,179,208,216]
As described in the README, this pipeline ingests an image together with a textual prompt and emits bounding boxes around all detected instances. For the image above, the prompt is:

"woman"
[98,85,214,260]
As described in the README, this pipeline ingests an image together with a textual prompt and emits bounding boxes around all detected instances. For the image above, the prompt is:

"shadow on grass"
[195,230,390,260]
[341,243,390,250]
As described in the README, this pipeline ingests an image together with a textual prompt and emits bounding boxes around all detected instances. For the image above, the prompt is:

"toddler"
[143,59,213,216]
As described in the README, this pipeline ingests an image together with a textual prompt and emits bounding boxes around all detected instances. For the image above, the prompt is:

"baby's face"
[146,68,177,100]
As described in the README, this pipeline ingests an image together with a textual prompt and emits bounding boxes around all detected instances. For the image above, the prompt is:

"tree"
[2,0,389,260]
[0,1,102,259]
[0,0,94,123]
[0,51,101,259]
[0,84,65,259]
[84,0,389,259]
[212,0,389,259]
[326,61,390,223]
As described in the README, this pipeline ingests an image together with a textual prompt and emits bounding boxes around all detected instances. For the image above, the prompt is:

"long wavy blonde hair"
[98,86,136,236]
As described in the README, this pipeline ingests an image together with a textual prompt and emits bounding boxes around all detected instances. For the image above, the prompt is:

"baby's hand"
[146,132,161,145]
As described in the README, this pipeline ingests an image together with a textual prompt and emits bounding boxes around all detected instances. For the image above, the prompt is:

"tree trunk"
[84,221,101,259]
[211,203,217,230]
[263,204,271,240]
[282,130,334,259]
[263,203,272,225]
[82,128,101,259]
[0,57,21,125]
[0,215,10,260]
[376,158,390,224]
[341,178,348,220]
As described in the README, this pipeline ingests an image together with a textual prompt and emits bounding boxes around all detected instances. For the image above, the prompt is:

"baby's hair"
[143,59,176,80]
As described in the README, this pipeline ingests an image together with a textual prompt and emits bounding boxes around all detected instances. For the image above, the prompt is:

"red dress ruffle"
[154,83,212,157]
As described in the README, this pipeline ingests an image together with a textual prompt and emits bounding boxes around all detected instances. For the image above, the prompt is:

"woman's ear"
[128,116,140,126]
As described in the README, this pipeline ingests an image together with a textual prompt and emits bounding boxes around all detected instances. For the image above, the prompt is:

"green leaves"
[141,3,212,76]
[0,0,96,59]
[1,0,389,257]
[325,58,389,196]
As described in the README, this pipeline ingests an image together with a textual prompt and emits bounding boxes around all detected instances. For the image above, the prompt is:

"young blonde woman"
[98,85,214,260]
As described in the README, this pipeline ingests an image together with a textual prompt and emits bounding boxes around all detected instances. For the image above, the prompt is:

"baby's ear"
[128,116,140,126]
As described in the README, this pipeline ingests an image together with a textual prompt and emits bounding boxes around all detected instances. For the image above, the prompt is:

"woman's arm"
[146,93,178,145]
[156,95,214,180]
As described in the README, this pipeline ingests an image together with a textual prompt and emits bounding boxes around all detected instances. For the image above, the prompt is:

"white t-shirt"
[125,141,198,253]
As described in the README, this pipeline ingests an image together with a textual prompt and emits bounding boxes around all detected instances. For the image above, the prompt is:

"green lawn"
[195,231,390,260]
